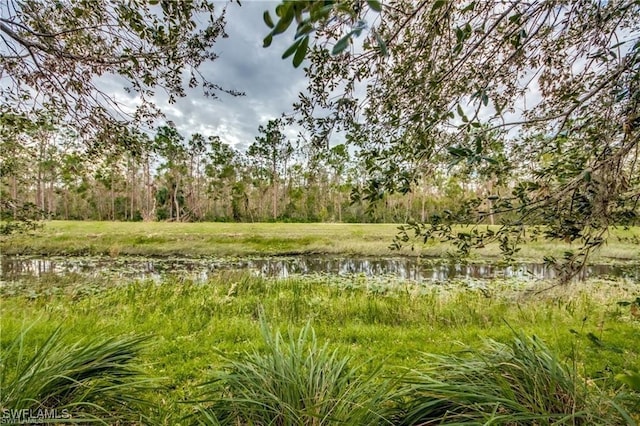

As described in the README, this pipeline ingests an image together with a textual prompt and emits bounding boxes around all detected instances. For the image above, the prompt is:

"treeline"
[1,117,485,224]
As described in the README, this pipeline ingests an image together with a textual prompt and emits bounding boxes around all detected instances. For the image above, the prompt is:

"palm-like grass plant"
[191,319,394,425]
[396,333,630,425]
[1,325,156,424]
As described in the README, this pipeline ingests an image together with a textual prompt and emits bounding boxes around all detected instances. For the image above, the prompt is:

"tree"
[154,125,186,221]
[204,135,240,220]
[0,0,242,147]
[265,0,640,278]
[247,119,294,220]
[0,110,43,234]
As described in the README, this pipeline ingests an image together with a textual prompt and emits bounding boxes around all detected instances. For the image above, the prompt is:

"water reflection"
[2,255,638,282]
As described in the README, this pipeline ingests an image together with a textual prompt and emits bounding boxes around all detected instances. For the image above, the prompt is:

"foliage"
[0,200,41,236]
[395,333,633,425]
[265,0,640,279]
[191,318,393,425]
[1,116,433,223]
[247,118,294,220]
[0,0,242,144]
[247,119,294,185]
[615,370,640,419]
[0,325,156,424]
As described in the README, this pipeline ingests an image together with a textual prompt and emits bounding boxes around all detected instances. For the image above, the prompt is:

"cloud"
[152,1,308,150]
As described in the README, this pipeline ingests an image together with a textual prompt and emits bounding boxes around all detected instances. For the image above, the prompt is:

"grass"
[2,222,638,423]
[1,273,639,423]
[0,221,399,258]
[396,334,624,425]
[0,325,156,424]
[1,220,639,262]
[192,319,394,425]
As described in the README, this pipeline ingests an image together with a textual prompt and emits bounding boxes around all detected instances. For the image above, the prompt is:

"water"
[2,255,638,282]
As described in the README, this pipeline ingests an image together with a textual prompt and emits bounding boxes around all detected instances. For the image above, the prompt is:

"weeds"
[1,274,638,423]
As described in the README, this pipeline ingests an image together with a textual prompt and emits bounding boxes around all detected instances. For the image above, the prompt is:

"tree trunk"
[174,176,181,222]
[10,176,17,219]
[272,180,278,220]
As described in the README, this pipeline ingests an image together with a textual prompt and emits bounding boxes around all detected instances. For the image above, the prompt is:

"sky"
[142,0,538,152]
[150,1,308,152]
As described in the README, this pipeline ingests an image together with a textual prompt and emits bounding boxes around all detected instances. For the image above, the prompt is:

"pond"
[2,255,639,283]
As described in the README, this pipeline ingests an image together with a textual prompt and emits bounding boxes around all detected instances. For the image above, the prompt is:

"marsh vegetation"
[2,223,639,424]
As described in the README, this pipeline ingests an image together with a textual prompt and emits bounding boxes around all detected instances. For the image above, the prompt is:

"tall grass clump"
[396,332,632,425]
[0,325,156,424]
[191,318,394,425]
[614,370,640,424]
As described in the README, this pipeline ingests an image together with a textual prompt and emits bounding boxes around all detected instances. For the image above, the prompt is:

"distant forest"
[1,118,491,224]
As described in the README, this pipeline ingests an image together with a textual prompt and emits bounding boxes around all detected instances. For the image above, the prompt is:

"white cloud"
[160,1,306,149]
[96,1,307,151]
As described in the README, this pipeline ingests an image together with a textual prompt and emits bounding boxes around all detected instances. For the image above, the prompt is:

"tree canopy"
[265,0,640,277]
[0,0,241,145]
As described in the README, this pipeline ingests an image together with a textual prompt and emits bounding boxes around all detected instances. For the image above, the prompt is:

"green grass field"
[2,273,639,424]
[2,220,639,262]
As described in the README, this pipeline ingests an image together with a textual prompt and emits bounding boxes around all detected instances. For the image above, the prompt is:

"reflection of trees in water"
[2,257,636,282]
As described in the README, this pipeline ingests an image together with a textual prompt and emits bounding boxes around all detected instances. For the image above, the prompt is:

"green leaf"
[374,31,387,56]
[272,5,294,35]
[475,137,482,154]
[310,3,334,21]
[263,34,273,48]
[263,11,274,28]
[293,36,309,67]
[332,33,351,55]
[447,146,466,157]
[294,4,303,24]
[461,2,475,12]
[586,332,603,347]
[352,20,367,37]
[432,0,447,12]
[367,0,382,12]
[455,27,464,42]
[295,22,313,38]
[282,39,301,59]
[616,371,640,391]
